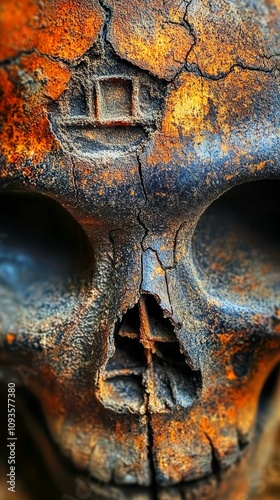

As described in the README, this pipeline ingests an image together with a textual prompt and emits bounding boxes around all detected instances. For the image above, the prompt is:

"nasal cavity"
[97,295,202,414]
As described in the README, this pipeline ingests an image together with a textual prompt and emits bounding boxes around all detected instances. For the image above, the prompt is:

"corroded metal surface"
[0,1,280,499]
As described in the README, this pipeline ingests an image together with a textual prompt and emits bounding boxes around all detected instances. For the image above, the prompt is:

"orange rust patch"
[5,333,15,345]
[272,322,280,334]
[0,0,104,62]
[107,0,193,80]
[0,53,71,165]
[20,53,71,100]
[210,262,226,272]
[98,169,125,186]
[231,273,260,294]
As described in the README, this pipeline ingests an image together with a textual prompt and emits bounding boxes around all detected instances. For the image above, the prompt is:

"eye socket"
[192,180,280,307]
[0,191,93,333]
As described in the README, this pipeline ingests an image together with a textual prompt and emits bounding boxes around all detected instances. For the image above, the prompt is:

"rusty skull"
[0,0,280,498]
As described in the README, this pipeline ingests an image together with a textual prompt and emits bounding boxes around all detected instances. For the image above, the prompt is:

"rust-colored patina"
[0,1,280,499]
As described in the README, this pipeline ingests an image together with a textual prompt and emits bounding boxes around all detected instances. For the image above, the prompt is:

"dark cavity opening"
[192,180,280,306]
[144,294,177,342]
[100,295,202,413]
[0,191,93,328]
[118,302,140,336]
[105,335,145,373]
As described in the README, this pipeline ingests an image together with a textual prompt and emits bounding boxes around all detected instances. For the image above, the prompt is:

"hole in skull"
[105,335,145,373]
[257,362,280,431]
[0,191,93,332]
[118,302,141,336]
[98,295,201,413]
[144,295,179,342]
[192,180,280,307]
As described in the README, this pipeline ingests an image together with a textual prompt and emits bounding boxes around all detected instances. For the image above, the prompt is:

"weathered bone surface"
[0,0,280,499]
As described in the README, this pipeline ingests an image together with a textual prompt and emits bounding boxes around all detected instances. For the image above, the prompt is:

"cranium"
[0,0,280,499]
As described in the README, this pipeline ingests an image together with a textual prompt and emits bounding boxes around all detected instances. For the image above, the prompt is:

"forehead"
[0,0,279,222]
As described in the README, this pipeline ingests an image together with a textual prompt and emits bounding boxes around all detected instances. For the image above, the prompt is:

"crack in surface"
[136,152,149,252]
[168,0,279,83]
[167,0,197,83]
[173,221,190,267]
[142,246,174,316]
[69,156,79,204]
[164,271,174,317]
[0,50,36,67]
[185,60,277,81]
[98,0,112,43]
[146,410,158,499]
[183,0,197,62]
[0,48,75,70]
[108,228,120,273]
[205,433,222,484]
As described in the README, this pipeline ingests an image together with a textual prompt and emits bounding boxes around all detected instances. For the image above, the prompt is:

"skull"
[0,0,280,499]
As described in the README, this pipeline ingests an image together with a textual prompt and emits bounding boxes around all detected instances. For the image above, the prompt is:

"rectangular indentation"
[97,78,133,121]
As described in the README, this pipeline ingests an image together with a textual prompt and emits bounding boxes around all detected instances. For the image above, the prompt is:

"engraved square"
[98,78,133,121]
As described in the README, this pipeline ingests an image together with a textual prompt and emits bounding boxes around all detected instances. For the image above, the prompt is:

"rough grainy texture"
[0,0,280,499]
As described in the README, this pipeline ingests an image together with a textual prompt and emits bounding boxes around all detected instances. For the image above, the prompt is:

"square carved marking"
[97,78,133,122]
